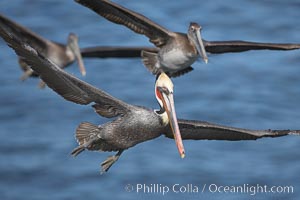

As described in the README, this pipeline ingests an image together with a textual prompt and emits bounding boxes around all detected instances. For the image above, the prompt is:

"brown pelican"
[76,0,300,77]
[75,0,209,77]
[1,29,185,171]
[0,13,159,87]
[0,13,88,88]
[1,29,299,173]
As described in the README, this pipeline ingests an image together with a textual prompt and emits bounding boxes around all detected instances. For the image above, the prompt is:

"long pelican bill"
[157,86,185,158]
[195,28,208,64]
[68,33,86,76]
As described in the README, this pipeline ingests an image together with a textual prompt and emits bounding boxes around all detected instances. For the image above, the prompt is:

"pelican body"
[1,29,299,173]
[76,0,300,77]
[141,22,208,77]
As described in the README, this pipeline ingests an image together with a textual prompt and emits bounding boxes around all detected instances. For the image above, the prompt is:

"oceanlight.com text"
[124,183,294,196]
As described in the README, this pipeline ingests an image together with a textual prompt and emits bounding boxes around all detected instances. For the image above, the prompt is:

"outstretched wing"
[0,13,55,55]
[80,46,158,58]
[75,0,174,47]
[0,27,132,118]
[164,119,300,140]
[204,40,300,54]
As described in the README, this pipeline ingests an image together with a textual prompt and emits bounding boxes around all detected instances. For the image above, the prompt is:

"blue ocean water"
[0,0,300,199]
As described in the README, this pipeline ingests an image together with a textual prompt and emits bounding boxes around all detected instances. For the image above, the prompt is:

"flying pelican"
[1,29,184,172]
[76,0,300,77]
[75,0,209,77]
[0,13,160,87]
[1,29,299,173]
[0,13,87,88]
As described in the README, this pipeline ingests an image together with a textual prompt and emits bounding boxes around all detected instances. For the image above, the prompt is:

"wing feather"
[75,0,173,47]
[204,40,300,54]
[0,13,52,54]
[80,46,158,58]
[164,119,300,140]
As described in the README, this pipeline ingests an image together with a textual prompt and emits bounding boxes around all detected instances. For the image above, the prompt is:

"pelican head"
[188,22,208,64]
[155,72,185,158]
[67,33,86,76]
